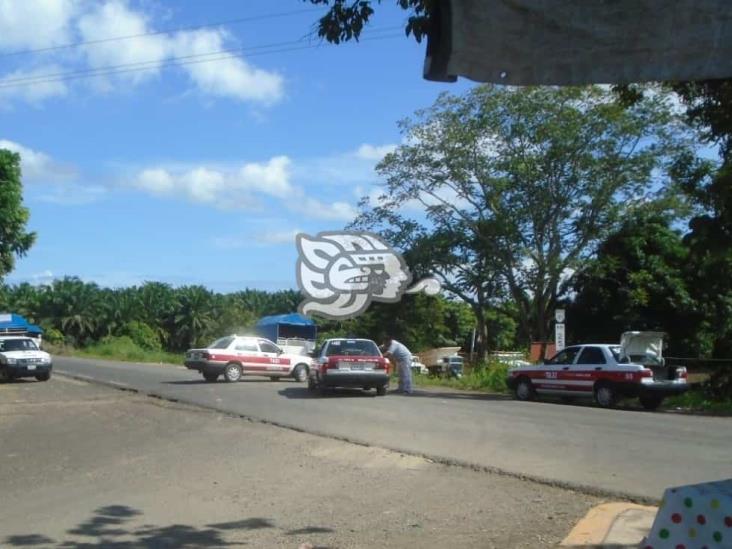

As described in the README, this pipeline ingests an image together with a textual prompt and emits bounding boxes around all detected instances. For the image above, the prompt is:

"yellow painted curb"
[561,502,658,547]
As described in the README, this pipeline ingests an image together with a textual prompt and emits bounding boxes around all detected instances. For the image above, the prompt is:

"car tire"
[514,377,535,401]
[594,383,617,408]
[0,367,10,383]
[307,376,317,392]
[223,362,242,383]
[35,371,51,382]
[318,380,329,396]
[639,395,663,411]
[376,384,387,396]
[202,371,219,382]
[292,364,308,382]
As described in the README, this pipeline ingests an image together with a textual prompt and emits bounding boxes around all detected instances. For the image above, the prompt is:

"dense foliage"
[352,85,696,357]
[0,278,486,354]
[0,150,36,278]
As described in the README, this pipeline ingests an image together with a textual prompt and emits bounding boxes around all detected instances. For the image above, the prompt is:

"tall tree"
[0,149,36,280]
[569,212,698,355]
[352,85,697,353]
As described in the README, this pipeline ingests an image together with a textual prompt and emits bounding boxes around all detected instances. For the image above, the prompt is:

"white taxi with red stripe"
[507,342,688,410]
[185,335,312,383]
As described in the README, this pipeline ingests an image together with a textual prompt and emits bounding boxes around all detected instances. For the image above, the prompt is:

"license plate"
[27,364,36,371]
[350,364,364,370]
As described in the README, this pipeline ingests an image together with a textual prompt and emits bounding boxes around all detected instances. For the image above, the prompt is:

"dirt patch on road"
[1,376,602,548]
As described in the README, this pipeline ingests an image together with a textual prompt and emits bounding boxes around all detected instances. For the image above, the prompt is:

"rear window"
[209,336,234,349]
[0,339,38,351]
[325,339,380,357]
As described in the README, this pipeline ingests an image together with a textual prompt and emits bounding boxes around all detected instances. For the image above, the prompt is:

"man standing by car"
[382,336,413,395]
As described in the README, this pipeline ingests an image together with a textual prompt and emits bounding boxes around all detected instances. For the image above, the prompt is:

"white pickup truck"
[507,331,688,409]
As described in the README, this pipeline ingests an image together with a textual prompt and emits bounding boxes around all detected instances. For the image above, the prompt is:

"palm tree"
[172,285,215,350]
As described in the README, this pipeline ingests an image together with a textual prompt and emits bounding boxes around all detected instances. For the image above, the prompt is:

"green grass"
[412,361,510,393]
[664,388,732,414]
[47,337,183,366]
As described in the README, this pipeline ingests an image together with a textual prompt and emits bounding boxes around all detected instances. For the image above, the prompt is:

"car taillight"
[204,352,213,360]
[640,369,653,378]
[676,367,688,380]
[375,358,389,373]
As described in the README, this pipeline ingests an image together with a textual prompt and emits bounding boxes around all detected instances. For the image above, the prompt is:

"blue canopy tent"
[254,313,316,343]
[0,313,44,337]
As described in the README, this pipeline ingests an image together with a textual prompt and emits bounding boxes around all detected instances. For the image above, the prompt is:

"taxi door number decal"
[545,371,558,379]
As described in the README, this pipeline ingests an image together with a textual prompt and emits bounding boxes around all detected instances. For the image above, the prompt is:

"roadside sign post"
[555,309,565,351]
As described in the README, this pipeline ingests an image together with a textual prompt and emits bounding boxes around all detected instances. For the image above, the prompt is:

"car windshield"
[0,339,38,351]
[208,336,234,349]
[325,340,380,357]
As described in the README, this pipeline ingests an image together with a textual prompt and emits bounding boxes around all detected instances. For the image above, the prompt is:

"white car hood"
[2,350,50,359]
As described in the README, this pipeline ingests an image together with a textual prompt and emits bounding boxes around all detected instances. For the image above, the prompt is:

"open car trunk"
[620,331,680,381]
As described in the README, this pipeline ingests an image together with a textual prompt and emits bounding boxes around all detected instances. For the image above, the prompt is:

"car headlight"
[4,358,17,364]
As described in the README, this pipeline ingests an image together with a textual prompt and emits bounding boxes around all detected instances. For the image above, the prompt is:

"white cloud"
[130,153,358,222]
[0,0,283,105]
[77,0,170,87]
[295,197,358,221]
[293,143,397,188]
[133,156,293,208]
[0,139,104,204]
[0,65,68,104]
[0,139,76,181]
[0,0,77,51]
[355,143,396,161]
[237,156,292,197]
[172,29,284,104]
[0,139,53,179]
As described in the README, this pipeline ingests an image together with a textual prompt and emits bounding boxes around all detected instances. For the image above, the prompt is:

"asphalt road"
[54,356,732,501]
[2,376,600,548]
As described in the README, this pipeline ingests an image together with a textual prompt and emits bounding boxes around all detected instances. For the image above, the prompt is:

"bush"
[81,335,183,365]
[42,327,64,345]
[413,360,509,393]
[91,336,149,361]
[119,321,161,351]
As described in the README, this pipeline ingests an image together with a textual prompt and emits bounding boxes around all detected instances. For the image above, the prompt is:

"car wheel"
[376,384,387,396]
[594,383,617,408]
[514,377,535,401]
[202,371,219,382]
[639,395,663,410]
[35,371,51,382]
[223,362,242,383]
[0,367,10,383]
[307,376,317,392]
[292,364,308,382]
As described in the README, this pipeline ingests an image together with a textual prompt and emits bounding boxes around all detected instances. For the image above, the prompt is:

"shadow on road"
[163,378,297,386]
[278,387,378,399]
[406,389,512,402]
[3,505,335,548]
[278,386,514,402]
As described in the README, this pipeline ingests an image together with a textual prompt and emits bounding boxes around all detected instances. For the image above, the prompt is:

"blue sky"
[0,0,473,292]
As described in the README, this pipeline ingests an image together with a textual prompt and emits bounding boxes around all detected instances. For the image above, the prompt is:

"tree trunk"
[473,307,488,361]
